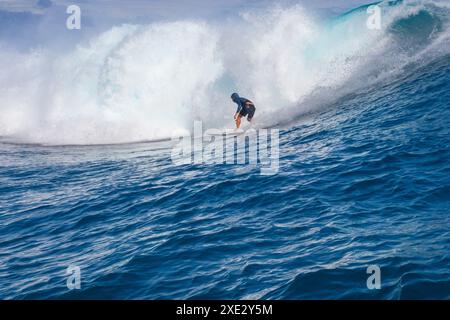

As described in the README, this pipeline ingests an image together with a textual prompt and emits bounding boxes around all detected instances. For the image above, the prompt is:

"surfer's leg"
[235,115,242,129]
[236,107,248,129]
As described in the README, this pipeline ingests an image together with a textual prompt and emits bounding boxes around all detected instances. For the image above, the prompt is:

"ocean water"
[0,1,450,299]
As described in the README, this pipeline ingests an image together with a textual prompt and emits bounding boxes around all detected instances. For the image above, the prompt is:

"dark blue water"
[1,51,449,299]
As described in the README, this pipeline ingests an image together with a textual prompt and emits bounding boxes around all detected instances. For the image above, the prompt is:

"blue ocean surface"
[0,1,449,299]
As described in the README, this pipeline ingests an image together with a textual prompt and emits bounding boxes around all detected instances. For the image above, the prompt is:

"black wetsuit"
[234,97,256,120]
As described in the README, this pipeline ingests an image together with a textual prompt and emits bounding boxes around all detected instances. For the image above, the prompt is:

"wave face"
[0,1,450,300]
[0,0,449,144]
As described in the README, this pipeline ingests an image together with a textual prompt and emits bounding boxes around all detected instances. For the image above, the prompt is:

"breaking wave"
[0,0,449,145]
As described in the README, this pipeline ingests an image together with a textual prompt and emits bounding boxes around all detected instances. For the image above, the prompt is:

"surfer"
[231,93,256,129]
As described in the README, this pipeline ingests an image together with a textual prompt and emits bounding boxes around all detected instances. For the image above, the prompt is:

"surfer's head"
[231,93,239,102]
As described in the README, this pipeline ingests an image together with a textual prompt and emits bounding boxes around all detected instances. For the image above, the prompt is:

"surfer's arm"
[235,100,243,114]
[234,103,242,119]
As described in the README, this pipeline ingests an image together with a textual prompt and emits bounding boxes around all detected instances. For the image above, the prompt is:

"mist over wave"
[0,0,449,145]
